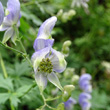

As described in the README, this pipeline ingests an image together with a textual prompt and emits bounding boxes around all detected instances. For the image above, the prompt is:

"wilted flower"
[79,92,91,110]
[0,0,20,44]
[64,97,77,110]
[71,0,89,8]
[0,2,4,25]
[79,74,92,93]
[32,46,67,91]
[33,16,57,51]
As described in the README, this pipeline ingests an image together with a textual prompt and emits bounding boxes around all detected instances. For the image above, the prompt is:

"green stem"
[19,82,36,98]
[45,95,62,101]
[10,99,15,110]
[21,0,48,7]
[17,39,33,68]
[0,41,33,68]
[0,53,15,110]
[0,41,24,54]
[18,40,27,54]
[0,53,8,78]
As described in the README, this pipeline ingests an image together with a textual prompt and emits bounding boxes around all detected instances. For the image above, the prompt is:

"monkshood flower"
[79,92,91,110]
[31,46,67,91]
[0,2,4,26]
[64,97,76,110]
[33,16,57,51]
[79,74,92,93]
[0,0,20,44]
[71,0,89,8]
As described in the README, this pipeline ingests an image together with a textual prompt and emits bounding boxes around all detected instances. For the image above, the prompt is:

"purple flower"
[0,0,20,44]
[31,46,67,91]
[79,74,92,93]
[79,92,91,110]
[64,97,77,110]
[0,2,4,26]
[33,16,57,51]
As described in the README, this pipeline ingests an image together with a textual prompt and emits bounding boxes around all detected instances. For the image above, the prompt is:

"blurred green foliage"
[0,0,110,110]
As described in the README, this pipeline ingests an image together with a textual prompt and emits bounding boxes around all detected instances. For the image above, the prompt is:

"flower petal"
[49,48,67,73]
[2,27,14,43]
[11,28,19,45]
[33,38,54,51]
[0,2,4,26]
[6,0,20,24]
[47,72,63,91]
[37,16,57,39]
[31,47,50,72]
[79,74,92,83]
[35,71,47,91]
[0,17,11,31]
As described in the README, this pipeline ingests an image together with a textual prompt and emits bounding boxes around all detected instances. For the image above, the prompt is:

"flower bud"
[62,40,72,57]
[64,68,75,79]
[56,103,64,110]
[61,12,69,23]
[71,75,79,84]
[62,91,70,102]
[68,10,76,20]
[57,9,63,18]
[64,85,75,95]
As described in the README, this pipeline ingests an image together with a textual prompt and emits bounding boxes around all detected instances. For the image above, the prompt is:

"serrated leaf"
[0,74,13,91]
[10,94,20,107]
[0,93,11,104]
[16,85,32,97]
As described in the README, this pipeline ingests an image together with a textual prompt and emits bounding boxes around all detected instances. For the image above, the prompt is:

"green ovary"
[38,58,53,73]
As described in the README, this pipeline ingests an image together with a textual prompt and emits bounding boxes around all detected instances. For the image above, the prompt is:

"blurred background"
[0,0,110,110]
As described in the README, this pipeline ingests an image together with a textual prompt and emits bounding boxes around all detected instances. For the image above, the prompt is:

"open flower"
[31,46,67,91]
[79,92,91,110]
[0,2,4,26]
[0,0,20,44]
[64,97,76,110]
[33,16,57,51]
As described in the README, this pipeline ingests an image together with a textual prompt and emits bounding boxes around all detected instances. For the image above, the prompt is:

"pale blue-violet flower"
[0,0,20,44]
[64,97,76,110]
[79,74,92,93]
[0,2,4,26]
[31,46,67,91]
[33,16,57,51]
[79,92,91,110]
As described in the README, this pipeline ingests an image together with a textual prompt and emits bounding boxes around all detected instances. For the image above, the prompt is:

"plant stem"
[9,99,15,110]
[17,39,33,68]
[0,41,24,54]
[0,53,15,110]
[0,53,8,78]
[0,41,33,68]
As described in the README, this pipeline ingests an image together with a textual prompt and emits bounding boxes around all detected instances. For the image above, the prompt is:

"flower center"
[38,58,53,73]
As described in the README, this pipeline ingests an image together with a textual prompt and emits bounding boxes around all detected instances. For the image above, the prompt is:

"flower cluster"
[71,0,90,9]
[0,0,21,44]
[64,97,76,110]
[31,16,67,91]
[79,74,92,110]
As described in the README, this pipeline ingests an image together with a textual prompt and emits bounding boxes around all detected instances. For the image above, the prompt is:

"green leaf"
[16,85,32,97]
[0,93,11,104]
[15,62,31,76]
[0,74,13,91]
[10,94,20,107]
